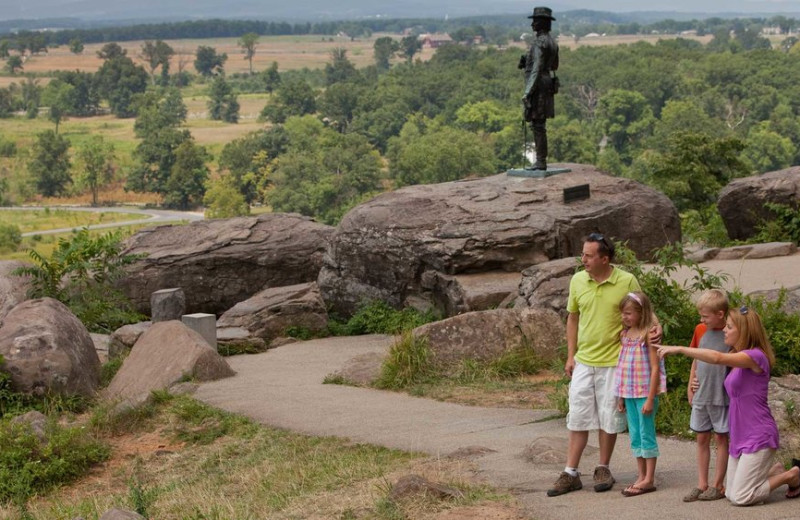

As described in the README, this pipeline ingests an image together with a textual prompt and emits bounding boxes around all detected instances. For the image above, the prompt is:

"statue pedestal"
[507,166,571,178]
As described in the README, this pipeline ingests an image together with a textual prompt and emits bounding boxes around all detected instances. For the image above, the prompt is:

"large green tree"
[74,135,115,206]
[207,76,240,123]
[238,32,259,74]
[28,130,71,197]
[194,45,227,77]
[95,45,148,117]
[265,116,382,224]
[126,88,194,200]
[387,117,497,186]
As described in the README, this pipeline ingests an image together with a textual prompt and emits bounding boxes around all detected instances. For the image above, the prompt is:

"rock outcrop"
[0,260,31,320]
[104,320,234,408]
[118,213,334,316]
[217,282,328,349]
[748,285,800,315]
[0,298,100,397]
[412,307,565,371]
[514,257,577,318]
[718,167,800,240]
[319,166,680,317]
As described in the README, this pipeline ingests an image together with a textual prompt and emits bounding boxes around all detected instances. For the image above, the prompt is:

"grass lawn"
[0,394,514,520]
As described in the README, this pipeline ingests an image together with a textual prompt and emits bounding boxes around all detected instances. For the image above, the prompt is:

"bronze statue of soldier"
[520,6,559,171]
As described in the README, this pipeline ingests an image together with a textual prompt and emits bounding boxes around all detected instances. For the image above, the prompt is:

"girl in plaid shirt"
[614,291,667,496]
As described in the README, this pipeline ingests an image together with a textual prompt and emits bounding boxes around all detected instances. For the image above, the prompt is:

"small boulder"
[390,474,463,502]
[216,282,328,348]
[0,260,31,321]
[713,242,797,261]
[412,307,564,371]
[328,352,385,386]
[0,298,100,397]
[90,333,110,364]
[108,322,152,359]
[11,410,48,442]
[717,167,800,240]
[748,285,800,315]
[103,321,234,408]
[98,509,145,520]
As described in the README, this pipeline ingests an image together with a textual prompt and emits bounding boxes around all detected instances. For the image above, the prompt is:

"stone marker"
[182,313,217,349]
[150,288,185,322]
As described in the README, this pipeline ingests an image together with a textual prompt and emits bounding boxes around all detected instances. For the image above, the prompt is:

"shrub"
[0,417,109,505]
[13,229,144,332]
[329,301,437,336]
[680,205,735,247]
[0,139,15,157]
[0,224,21,252]
[739,289,800,377]
[754,202,800,244]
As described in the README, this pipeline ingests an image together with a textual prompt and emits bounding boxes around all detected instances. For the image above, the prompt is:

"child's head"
[619,291,653,332]
[726,306,775,368]
[696,289,729,329]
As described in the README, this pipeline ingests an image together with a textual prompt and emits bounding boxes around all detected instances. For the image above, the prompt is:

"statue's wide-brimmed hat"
[528,6,556,20]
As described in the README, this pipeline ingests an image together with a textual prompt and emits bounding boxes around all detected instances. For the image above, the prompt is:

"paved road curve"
[0,206,204,237]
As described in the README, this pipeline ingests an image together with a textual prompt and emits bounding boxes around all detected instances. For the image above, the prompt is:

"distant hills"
[4,0,800,24]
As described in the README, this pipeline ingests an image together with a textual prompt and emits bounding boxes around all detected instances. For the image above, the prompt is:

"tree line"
[3,27,800,231]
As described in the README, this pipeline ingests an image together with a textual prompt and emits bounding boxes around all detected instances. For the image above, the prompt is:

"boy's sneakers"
[593,466,615,492]
[547,471,582,497]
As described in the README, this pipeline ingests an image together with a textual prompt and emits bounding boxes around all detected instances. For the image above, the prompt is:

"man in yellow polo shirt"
[548,232,653,497]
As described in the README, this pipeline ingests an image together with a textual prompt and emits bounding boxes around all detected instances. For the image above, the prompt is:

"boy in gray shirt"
[683,289,730,502]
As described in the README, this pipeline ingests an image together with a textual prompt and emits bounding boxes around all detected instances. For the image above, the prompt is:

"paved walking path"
[0,206,203,236]
[194,254,800,519]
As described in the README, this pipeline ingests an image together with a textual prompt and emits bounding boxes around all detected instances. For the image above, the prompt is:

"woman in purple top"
[658,307,800,506]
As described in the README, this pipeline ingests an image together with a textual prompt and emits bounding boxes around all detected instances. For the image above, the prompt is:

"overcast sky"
[2,0,800,22]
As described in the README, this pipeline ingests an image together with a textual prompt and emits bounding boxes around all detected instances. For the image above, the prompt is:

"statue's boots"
[532,121,548,170]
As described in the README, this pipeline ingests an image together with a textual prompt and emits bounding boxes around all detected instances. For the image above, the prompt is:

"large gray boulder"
[0,260,31,320]
[118,213,334,316]
[216,282,328,348]
[0,298,100,397]
[319,165,680,317]
[103,321,234,408]
[718,167,800,240]
[412,307,565,371]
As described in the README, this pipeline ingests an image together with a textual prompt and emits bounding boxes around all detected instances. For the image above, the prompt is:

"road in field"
[0,206,204,236]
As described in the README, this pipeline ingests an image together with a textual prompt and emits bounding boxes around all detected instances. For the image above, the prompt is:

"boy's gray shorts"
[690,403,729,434]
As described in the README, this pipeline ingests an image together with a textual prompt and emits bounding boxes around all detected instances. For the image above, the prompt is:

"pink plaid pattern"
[614,333,666,398]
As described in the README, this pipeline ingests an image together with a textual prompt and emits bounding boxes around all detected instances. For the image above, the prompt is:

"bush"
[328,301,437,336]
[739,289,800,377]
[13,229,144,332]
[0,417,109,505]
[0,139,16,157]
[0,224,21,252]
[754,202,800,245]
[680,205,735,247]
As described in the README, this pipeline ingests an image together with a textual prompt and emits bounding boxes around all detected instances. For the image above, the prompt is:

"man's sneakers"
[593,465,615,492]
[547,471,582,497]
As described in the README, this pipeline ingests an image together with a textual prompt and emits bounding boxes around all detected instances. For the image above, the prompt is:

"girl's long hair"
[728,307,775,368]
[619,291,653,346]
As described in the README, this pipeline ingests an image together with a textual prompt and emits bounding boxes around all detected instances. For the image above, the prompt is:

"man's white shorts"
[566,361,627,433]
